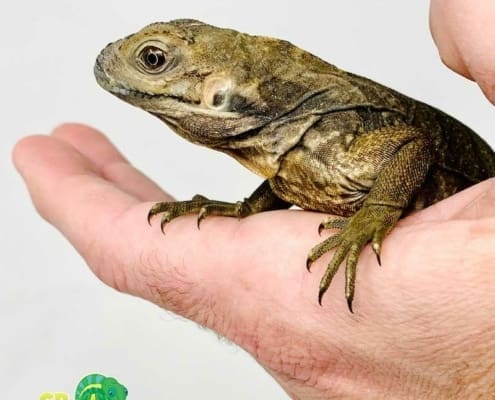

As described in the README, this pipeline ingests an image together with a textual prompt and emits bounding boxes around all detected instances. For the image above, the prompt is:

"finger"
[13,134,166,298]
[13,134,138,250]
[51,122,128,167]
[52,123,172,201]
[429,0,472,80]
[430,0,495,104]
[13,135,138,233]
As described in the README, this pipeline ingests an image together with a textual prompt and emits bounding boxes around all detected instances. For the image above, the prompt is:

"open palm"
[14,123,495,399]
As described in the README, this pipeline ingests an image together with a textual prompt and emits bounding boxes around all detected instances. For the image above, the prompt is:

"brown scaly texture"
[94,19,495,311]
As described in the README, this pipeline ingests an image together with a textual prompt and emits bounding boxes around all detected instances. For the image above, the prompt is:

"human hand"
[430,0,495,104]
[13,124,495,399]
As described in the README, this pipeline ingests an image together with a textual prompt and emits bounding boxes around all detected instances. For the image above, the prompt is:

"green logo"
[39,374,128,400]
[75,374,128,400]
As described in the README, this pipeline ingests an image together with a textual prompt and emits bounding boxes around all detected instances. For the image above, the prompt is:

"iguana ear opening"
[201,76,233,112]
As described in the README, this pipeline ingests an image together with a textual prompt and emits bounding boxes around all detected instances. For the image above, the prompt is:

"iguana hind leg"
[307,131,433,312]
[148,180,291,231]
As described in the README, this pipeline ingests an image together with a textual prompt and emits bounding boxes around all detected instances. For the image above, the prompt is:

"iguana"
[94,19,495,311]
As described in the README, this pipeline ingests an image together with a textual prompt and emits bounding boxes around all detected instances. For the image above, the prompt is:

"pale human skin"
[430,0,495,104]
[13,3,495,399]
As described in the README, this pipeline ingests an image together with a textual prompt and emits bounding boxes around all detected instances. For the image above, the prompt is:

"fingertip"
[12,134,37,165]
[13,135,57,174]
[13,133,100,194]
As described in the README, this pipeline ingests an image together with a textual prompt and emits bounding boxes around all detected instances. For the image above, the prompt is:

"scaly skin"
[94,19,495,311]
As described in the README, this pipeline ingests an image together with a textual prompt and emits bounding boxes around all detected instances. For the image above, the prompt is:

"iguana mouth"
[109,86,162,99]
[94,57,199,105]
[94,59,159,98]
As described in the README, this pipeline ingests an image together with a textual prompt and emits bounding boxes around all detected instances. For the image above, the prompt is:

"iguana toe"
[306,233,343,272]
[318,216,349,235]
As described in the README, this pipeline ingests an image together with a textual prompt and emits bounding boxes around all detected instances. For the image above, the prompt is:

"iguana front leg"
[148,180,291,231]
[307,130,434,311]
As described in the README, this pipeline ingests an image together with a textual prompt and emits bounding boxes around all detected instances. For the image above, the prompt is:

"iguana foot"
[307,204,402,312]
[148,195,248,232]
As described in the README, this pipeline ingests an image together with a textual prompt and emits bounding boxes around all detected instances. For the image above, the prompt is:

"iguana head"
[95,19,336,147]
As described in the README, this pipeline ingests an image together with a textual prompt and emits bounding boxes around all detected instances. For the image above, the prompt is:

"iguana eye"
[139,46,167,73]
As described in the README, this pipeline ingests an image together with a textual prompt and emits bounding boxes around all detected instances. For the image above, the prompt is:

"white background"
[1,0,494,398]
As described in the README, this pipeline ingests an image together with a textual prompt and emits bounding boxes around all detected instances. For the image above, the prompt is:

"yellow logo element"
[39,393,69,400]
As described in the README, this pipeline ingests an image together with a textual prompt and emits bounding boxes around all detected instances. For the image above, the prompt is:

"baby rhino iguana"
[94,19,495,312]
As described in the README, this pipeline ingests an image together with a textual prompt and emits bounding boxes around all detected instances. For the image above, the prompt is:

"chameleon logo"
[75,374,128,400]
